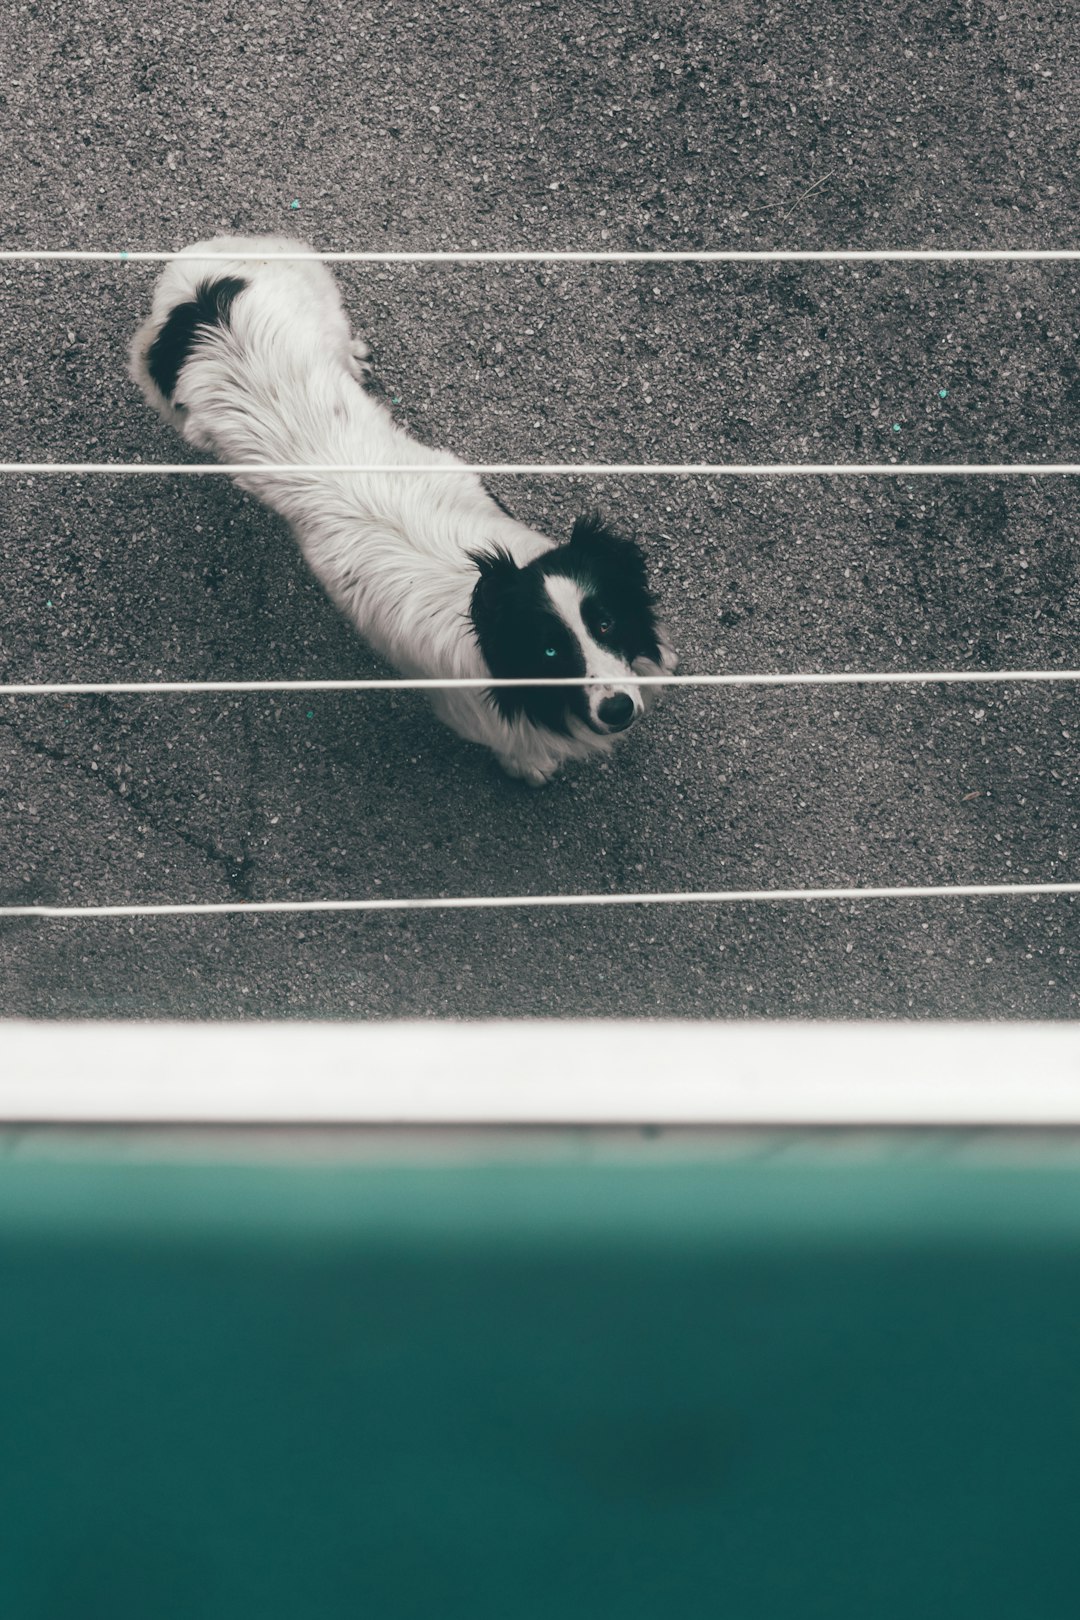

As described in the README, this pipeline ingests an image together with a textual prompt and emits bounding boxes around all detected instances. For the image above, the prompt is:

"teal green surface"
[2,1154,1079,1618]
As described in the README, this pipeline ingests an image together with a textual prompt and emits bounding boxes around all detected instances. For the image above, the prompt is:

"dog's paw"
[347,337,373,382]
[497,753,556,788]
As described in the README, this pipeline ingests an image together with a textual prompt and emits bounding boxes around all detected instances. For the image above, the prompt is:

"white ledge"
[2,1020,1079,1125]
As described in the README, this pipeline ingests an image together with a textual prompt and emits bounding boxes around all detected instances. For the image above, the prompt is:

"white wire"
[2,882,1078,919]
[3,461,1080,477]
[1,670,1078,696]
[4,249,1080,263]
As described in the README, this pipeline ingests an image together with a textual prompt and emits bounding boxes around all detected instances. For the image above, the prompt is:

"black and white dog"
[129,235,676,785]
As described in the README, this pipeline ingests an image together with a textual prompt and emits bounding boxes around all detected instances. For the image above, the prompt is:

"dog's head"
[470,512,672,736]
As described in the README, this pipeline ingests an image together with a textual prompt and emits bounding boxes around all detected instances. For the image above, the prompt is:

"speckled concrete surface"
[1,0,1078,1017]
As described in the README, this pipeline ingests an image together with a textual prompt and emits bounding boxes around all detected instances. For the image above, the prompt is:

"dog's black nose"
[597,693,636,731]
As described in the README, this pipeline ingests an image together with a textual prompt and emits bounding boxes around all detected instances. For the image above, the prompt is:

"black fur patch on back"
[146,276,248,401]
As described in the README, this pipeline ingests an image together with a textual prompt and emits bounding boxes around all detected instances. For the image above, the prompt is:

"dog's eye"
[596,618,614,637]
[543,647,558,658]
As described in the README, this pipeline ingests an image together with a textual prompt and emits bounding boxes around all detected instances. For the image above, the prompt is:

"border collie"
[129,234,676,785]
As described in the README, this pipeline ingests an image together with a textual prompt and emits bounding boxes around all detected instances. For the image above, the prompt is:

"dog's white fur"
[129,234,675,785]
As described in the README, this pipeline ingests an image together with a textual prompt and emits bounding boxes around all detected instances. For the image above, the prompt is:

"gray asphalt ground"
[1,0,1078,1018]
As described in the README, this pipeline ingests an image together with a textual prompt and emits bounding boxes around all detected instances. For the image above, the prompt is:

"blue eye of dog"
[544,646,558,658]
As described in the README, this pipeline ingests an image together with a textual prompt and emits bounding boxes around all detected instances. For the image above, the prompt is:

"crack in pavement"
[0,715,257,899]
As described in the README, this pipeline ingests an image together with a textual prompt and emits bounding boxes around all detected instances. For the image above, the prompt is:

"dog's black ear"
[569,511,613,549]
[469,548,536,710]
[469,547,523,643]
[471,546,520,605]
[568,511,651,595]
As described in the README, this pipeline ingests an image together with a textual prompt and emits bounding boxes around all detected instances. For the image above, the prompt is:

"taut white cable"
[4,249,1080,263]
[3,462,1080,477]
[2,882,1078,919]
[1,670,1079,696]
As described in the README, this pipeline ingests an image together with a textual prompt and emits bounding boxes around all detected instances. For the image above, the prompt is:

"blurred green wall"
[1,1148,1078,1618]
